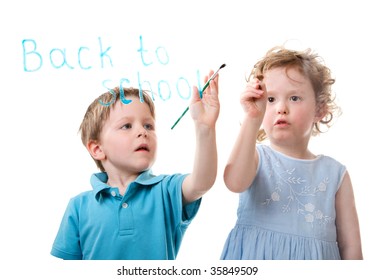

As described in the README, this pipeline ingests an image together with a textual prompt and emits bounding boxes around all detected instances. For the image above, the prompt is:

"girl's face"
[262,67,322,152]
[98,97,157,176]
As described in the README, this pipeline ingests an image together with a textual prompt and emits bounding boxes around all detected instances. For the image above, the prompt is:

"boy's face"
[98,97,157,176]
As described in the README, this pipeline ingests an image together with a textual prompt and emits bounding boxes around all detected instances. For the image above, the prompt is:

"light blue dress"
[221,145,346,260]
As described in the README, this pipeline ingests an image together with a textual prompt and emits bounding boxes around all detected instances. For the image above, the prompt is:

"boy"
[51,71,220,259]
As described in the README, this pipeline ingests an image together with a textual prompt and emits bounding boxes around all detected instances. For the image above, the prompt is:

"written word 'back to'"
[21,35,170,72]
[21,35,206,103]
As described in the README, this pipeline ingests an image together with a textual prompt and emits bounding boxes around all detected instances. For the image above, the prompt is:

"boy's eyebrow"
[114,116,155,125]
[143,116,155,122]
[113,116,133,124]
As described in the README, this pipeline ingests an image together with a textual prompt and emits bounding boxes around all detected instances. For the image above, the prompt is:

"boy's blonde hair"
[79,87,155,172]
[248,46,340,142]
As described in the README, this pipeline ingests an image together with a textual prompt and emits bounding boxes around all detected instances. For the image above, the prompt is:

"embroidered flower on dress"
[271,192,280,201]
[315,210,323,219]
[317,180,328,192]
[305,214,314,223]
[262,158,333,228]
[304,203,315,212]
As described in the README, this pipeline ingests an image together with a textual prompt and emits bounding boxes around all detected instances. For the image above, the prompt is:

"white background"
[1,0,373,278]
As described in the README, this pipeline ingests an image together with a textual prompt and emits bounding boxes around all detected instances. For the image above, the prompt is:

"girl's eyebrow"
[267,89,305,95]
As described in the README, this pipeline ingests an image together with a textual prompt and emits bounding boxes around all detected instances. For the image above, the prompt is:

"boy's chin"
[136,162,154,172]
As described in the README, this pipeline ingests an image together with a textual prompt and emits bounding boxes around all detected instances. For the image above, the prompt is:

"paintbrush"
[171,63,226,129]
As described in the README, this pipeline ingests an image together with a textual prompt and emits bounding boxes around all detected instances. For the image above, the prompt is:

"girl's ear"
[86,140,106,161]
[314,103,328,123]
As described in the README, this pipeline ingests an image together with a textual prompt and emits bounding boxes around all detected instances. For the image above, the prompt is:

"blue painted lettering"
[100,79,117,106]
[22,37,113,71]
[155,46,169,65]
[49,48,74,69]
[78,46,92,70]
[119,78,132,105]
[22,39,43,72]
[176,77,191,100]
[137,35,153,67]
[157,80,172,101]
[22,36,200,104]
[137,72,155,100]
[196,69,204,98]
[98,37,113,68]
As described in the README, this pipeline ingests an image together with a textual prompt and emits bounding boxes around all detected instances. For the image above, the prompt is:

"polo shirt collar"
[91,170,165,200]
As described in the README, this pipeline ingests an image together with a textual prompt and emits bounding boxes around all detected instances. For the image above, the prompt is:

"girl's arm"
[335,171,363,259]
[224,116,261,193]
[224,79,267,193]
[182,71,220,204]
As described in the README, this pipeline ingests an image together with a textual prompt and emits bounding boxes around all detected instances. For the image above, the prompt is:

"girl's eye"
[144,124,154,130]
[268,97,275,103]
[290,96,301,102]
[121,123,132,130]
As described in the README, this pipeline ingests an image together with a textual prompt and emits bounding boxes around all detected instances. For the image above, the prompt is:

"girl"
[221,46,362,260]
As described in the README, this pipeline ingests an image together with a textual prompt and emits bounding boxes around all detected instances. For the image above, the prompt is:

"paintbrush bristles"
[210,64,226,80]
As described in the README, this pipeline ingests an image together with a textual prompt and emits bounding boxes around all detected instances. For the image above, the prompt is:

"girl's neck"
[270,143,316,160]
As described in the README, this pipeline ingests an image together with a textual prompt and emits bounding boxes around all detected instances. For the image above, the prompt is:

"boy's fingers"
[191,86,200,102]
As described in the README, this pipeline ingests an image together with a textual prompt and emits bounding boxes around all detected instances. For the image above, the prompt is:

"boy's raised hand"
[189,70,220,128]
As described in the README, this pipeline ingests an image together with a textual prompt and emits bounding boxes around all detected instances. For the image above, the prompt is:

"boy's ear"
[86,140,106,161]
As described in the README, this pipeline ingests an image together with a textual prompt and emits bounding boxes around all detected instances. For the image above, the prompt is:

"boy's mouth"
[135,144,150,152]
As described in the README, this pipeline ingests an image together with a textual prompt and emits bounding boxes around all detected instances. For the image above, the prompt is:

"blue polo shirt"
[51,170,201,260]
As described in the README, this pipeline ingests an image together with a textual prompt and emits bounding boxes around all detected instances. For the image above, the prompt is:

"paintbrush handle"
[200,68,221,96]
[171,106,189,129]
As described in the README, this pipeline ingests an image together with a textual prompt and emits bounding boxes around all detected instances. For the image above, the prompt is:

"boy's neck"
[106,173,139,196]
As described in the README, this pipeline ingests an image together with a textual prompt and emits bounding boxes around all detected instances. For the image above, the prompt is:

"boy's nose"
[137,129,148,138]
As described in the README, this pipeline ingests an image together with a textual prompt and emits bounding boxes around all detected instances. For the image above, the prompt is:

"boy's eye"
[268,97,275,103]
[144,124,154,130]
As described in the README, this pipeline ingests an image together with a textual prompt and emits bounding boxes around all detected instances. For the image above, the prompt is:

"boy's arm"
[182,70,220,204]
[335,171,363,259]
[224,79,267,193]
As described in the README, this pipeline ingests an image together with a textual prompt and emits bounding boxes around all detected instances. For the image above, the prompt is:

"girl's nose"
[277,103,288,115]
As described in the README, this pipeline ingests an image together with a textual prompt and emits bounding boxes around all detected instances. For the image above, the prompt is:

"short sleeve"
[162,174,201,253]
[50,198,82,260]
